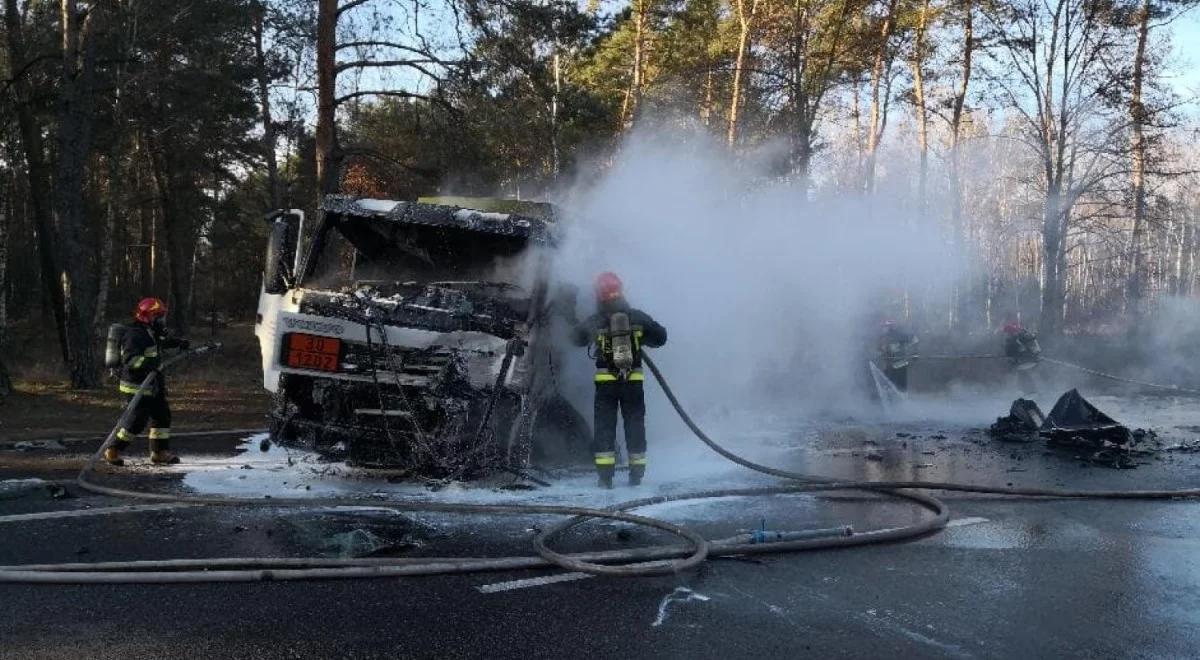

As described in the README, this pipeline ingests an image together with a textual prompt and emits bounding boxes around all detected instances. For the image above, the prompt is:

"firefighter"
[107,297,190,466]
[877,320,919,392]
[571,272,667,488]
[1003,321,1041,394]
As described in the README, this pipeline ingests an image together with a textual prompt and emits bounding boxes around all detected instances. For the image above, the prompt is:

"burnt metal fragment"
[990,390,1157,468]
[988,399,1045,443]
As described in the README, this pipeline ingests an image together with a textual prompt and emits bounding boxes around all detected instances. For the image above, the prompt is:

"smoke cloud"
[551,128,966,449]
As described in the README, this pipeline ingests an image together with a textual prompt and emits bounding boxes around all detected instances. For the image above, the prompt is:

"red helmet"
[135,297,168,324]
[594,272,623,302]
[1002,322,1023,335]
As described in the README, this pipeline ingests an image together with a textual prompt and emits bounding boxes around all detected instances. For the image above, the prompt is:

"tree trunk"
[863,0,899,194]
[786,0,810,183]
[146,139,194,332]
[253,1,281,208]
[851,83,864,188]
[0,175,8,341]
[94,159,116,331]
[54,0,103,388]
[949,0,974,330]
[793,116,814,188]
[1170,212,1183,296]
[787,0,852,186]
[0,182,8,396]
[700,68,714,127]
[3,0,70,364]
[550,49,561,179]
[138,167,153,293]
[910,0,931,214]
[316,0,340,196]
[187,231,199,325]
[1125,0,1150,324]
[621,0,648,128]
[95,1,137,332]
[1181,216,1196,296]
[727,0,760,147]
[1040,186,1066,338]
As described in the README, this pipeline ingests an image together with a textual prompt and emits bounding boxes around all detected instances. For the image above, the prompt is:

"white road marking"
[477,572,593,593]
[0,503,197,524]
[652,587,711,627]
[945,517,990,528]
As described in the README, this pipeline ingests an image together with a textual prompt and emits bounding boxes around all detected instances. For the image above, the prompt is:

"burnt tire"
[530,394,592,467]
[268,392,296,443]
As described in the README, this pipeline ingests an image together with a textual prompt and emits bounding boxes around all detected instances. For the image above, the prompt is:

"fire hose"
[924,353,1200,395]
[4,351,1200,584]
[1039,357,1200,396]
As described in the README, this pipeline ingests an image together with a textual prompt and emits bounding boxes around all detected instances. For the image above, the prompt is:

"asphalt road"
[3,395,1200,659]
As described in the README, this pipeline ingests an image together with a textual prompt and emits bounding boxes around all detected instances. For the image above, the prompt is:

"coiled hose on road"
[3,353,1200,584]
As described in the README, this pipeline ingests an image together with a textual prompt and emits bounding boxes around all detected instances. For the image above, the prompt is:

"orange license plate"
[285,333,341,372]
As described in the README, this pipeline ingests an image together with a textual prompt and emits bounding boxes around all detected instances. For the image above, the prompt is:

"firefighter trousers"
[117,394,173,450]
[592,379,647,480]
[883,365,909,392]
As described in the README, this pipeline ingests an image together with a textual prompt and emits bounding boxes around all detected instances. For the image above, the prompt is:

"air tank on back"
[104,323,125,369]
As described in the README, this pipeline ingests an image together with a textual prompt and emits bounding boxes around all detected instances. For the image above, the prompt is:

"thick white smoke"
[550,128,965,450]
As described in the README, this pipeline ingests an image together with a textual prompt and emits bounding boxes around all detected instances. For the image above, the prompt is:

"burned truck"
[255,196,590,477]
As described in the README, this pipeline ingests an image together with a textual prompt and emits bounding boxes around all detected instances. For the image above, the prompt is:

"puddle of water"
[177,434,775,514]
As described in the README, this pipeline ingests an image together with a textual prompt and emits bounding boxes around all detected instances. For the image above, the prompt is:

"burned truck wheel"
[269,374,331,450]
[344,389,524,477]
[268,392,297,443]
[529,394,593,467]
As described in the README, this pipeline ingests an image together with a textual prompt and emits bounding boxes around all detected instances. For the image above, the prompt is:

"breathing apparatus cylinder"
[608,313,635,373]
[104,324,126,369]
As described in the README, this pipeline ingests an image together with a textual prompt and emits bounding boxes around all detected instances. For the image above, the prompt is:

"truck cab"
[255,196,589,476]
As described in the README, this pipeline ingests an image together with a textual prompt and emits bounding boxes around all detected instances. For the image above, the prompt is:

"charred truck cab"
[255,196,590,477]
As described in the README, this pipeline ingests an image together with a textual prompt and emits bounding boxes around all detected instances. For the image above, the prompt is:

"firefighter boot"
[596,467,614,489]
[594,452,616,489]
[628,453,646,486]
[148,431,180,465]
[105,431,133,466]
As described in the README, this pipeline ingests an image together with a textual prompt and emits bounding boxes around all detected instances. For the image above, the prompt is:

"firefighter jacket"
[879,327,919,370]
[1005,330,1041,365]
[571,299,667,381]
[118,322,184,396]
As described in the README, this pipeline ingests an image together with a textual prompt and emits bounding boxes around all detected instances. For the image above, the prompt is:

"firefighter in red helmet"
[1002,320,1041,394]
[877,319,919,392]
[107,297,190,466]
[571,272,667,488]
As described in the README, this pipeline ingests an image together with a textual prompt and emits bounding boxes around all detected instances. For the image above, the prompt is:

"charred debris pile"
[989,389,1156,468]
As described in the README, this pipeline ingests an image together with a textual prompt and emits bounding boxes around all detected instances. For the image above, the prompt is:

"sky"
[1170,12,1200,102]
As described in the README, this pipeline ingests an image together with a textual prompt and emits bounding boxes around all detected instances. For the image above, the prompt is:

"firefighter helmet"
[594,272,623,302]
[1003,322,1023,335]
[134,297,168,324]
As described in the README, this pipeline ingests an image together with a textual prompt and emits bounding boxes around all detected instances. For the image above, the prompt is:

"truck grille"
[338,342,454,381]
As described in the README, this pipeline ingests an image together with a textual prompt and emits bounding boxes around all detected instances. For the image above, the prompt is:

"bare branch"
[334,59,451,76]
[0,52,59,97]
[335,89,430,105]
[335,41,436,56]
[337,0,374,17]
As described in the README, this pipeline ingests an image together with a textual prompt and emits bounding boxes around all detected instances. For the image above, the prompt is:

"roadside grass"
[1,320,269,441]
